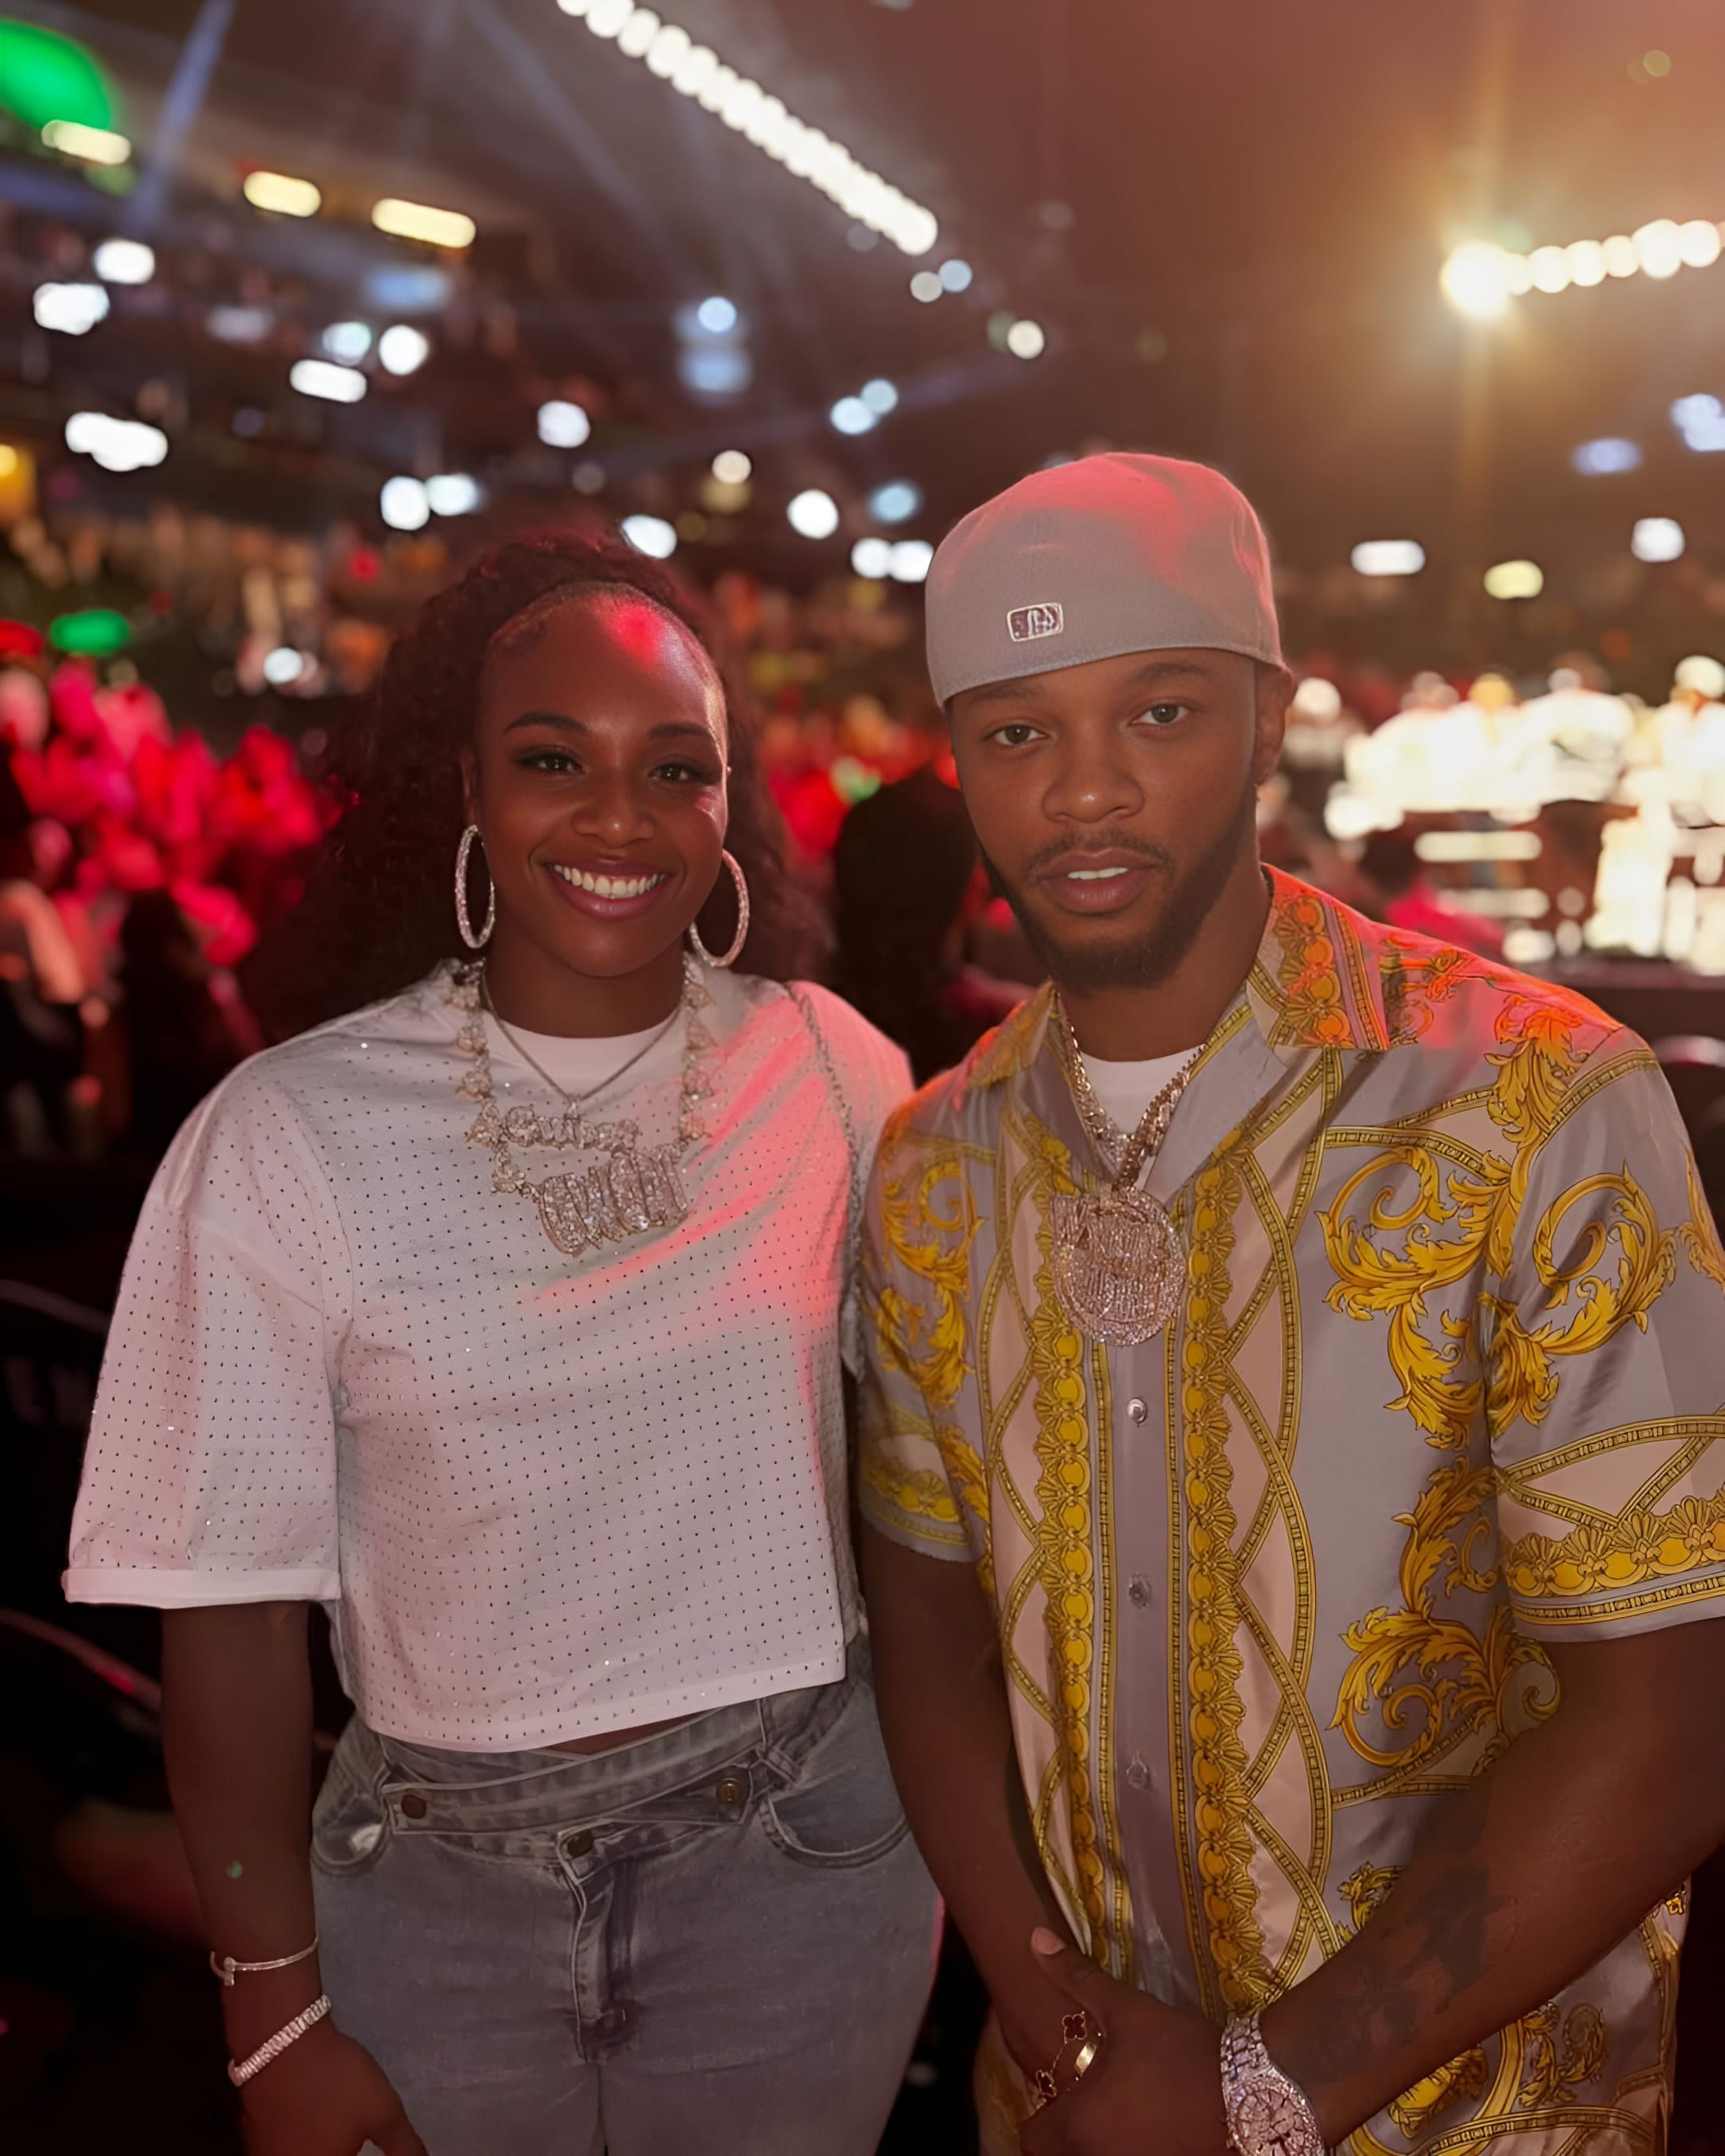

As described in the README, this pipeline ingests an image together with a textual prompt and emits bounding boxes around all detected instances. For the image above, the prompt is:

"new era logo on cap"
[1006,602,1064,644]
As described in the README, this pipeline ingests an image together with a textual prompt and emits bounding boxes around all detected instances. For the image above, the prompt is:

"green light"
[0,21,118,133]
[831,756,883,808]
[49,608,130,656]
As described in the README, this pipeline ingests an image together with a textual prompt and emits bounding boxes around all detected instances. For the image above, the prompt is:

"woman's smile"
[542,857,676,921]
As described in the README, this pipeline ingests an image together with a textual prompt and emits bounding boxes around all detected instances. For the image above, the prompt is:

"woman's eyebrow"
[503,711,718,744]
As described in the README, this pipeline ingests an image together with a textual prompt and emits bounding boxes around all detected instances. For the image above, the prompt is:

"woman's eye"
[655,759,718,785]
[520,747,579,774]
[1136,702,1190,729]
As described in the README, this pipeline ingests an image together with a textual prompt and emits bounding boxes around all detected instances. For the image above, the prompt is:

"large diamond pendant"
[1050,1185,1184,1347]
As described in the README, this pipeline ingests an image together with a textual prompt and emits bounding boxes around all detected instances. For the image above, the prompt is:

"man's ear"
[1253,664,1294,787]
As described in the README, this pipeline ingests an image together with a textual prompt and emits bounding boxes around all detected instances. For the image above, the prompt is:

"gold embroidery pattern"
[1333,1458,1556,1783]
[1022,1112,1109,1950]
[1514,2002,1607,2110]
[1381,937,1485,1044]
[1271,886,1358,1048]
[1322,1147,1494,1451]
[859,1448,961,1531]
[867,1135,992,1573]
[1484,1169,1675,1440]
[1506,1486,1725,1603]
[1177,1155,1270,2012]
[876,1154,980,1413]
[1681,1151,1725,1293]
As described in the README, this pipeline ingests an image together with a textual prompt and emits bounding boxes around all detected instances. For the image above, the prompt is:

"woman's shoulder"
[152,977,452,1203]
[727,974,914,1138]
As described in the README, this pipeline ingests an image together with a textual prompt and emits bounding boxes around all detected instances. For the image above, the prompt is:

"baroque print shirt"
[859,869,1725,2154]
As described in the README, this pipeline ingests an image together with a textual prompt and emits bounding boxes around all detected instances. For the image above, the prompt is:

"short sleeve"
[1489,1038,1725,1639]
[64,1064,350,1609]
[855,1104,985,1566]
[791,982,912,1373]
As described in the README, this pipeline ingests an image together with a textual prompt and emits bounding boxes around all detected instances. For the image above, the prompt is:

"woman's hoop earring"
[687,849,750,969]
[454,823,496,951]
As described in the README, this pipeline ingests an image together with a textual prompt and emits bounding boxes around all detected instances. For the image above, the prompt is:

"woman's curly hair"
[250,531,813,1036]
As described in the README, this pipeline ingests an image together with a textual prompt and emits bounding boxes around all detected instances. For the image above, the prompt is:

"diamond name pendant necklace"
[1048,996,1202,1347]
[446,957,717,1258]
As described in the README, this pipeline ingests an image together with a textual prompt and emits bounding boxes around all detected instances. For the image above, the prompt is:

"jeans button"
[714,1771,746,1812]
[562,1829,595,1859]
[1126,1397,1148,1424]
[399,1793,427,1821]
[1128,1575,1152,1608]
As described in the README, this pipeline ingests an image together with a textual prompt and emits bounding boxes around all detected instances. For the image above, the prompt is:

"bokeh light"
[1631,517,1684,564]
[1483,559,1544,600]
[537,399,593,448]
[1350,540,1426,577]
[787,489,840,540]
[621,513,677,558]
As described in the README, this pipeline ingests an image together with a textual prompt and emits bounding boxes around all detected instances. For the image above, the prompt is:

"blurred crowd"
[6,519,1725,1176]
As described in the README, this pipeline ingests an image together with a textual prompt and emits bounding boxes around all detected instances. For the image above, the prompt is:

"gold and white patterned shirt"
[860,869,1725,2154]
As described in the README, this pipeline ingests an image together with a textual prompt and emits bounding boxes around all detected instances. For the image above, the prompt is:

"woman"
[65,533,936,2156]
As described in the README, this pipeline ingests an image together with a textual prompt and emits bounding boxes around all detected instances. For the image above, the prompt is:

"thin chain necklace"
[1047,995,1203,1347]
[480,977,681,1108]
[446,958,716,1258]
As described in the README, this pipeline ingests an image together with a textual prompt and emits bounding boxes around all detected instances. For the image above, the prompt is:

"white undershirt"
[496,1015,673,1097]
[1081,1048,1200,1136]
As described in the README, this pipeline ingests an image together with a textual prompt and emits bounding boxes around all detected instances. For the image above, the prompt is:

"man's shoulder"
[878,985,1049,1167]
[1363,911,1627,1065]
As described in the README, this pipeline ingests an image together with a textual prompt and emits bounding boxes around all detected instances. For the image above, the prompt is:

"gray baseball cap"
[925,451,1284,705]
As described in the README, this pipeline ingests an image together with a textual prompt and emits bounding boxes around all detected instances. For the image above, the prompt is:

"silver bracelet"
[228,1993,331,2087]
[1221,2009,1326,2156]
[210,1933,319,1988]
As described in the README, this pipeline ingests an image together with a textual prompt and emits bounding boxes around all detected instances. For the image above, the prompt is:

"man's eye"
[1137,703,1190,728]
[990,723,1043,747]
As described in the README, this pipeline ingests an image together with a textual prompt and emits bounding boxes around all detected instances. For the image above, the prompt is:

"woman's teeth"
[551,866,665,899]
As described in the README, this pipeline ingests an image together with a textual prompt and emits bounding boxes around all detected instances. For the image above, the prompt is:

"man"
[858,454,1725,2156]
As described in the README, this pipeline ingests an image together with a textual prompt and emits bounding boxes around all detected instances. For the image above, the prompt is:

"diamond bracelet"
[228,1993,331,2087]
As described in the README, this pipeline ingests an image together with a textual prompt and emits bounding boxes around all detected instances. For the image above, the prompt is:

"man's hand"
[1018,1929,1230,2156]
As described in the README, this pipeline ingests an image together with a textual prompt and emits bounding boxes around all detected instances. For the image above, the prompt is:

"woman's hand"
[240,2021,428,2156]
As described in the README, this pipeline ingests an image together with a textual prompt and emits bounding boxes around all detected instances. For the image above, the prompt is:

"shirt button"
[399,1793,427,1821]
[1126,1398,1148,1424]
[1128,1575,1152,1608]
[562,1829,596,1859]
[1125,1756,1149,1790]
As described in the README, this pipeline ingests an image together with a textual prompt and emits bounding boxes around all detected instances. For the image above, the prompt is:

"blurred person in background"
[116,888,257,1159]
[833,759,1021,1084]
[0,758,87,1151]
[1357,824,1505,960]
[65,532,934,2156]
[859,454,1725,2156]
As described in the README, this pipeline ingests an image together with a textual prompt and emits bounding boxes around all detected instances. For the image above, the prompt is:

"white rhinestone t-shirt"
[65,966,911,1749]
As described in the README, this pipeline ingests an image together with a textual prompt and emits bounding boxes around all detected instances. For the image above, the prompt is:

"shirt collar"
[962,867,1393,1100]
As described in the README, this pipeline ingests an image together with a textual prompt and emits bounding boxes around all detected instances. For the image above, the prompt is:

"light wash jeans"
[311,1642,939,2156]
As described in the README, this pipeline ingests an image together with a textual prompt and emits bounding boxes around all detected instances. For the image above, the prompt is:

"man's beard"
[983,778,1258,993]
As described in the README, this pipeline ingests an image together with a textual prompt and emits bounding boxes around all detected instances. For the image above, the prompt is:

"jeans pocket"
[760,1678,911,1870]
[310,1735,391,1879]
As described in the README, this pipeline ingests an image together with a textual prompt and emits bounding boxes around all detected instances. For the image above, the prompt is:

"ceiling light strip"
[556,0,938,256]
